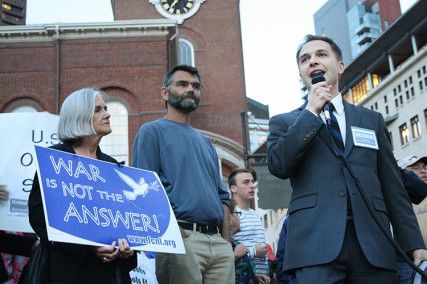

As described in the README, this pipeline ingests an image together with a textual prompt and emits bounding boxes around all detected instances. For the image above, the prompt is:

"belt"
[178,221,219,235]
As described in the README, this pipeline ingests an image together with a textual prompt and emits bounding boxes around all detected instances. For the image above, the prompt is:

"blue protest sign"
[34,146,184,253]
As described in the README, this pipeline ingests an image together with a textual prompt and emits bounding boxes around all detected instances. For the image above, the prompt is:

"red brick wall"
[113,0,247,144]
[1,0,246,162]
[0,35,171,147]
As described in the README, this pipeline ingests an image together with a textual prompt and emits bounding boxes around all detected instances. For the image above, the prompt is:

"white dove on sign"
[114,169,150,200]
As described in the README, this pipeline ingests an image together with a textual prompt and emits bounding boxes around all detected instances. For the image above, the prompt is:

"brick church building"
[0,0,246,176]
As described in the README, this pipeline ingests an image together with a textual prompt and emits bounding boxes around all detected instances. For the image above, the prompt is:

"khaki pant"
[156,230,235,284]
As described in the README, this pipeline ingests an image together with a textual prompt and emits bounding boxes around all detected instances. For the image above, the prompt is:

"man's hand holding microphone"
[306,71,332,124]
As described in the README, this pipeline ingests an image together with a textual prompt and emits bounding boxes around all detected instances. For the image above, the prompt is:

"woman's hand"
[118,238,134,259]
[0,185,9,201]
[94,241,119,263]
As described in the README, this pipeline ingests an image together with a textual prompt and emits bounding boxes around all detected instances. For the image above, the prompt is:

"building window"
[409,76,413,85]
[178,38,195,67]
[2,3,11,10]
[406,90,410,100]
[425,109,427,131]
[351,76,370,104]
[393,88,397,96]
[404,80,408,88]
[411,87,415,97]
[372,73,380,88]
[418,70,422,78]
[420,81,424,91]
[399,95,403,105]
[2,3,23,15]
[384,95,387,103]
[423,66,426,74]
[343,91,351,102]
[411,115,421,139]
[385,105,389,115]
[399,123,409,145]
[374,102,378,110]
[395,98,399,107]
[398,85,401,93]
[99,102,129,164]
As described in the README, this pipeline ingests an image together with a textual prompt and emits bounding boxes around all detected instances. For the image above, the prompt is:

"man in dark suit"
[267,34,427,283]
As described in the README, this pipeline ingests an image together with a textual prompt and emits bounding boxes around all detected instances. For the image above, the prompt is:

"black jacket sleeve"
[0,231,36,256]
[401,169,427,205]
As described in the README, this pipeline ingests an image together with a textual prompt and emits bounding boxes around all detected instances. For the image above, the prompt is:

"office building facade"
[340,0,427,241]
[314,0,400,63]
[1,0,25,25]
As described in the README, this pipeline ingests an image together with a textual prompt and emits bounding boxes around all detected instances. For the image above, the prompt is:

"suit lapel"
[343,101,362,157]
[296,105,335,154]
[295,103,345,155]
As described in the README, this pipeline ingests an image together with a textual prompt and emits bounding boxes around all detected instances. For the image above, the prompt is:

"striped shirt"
[231,207,269,275]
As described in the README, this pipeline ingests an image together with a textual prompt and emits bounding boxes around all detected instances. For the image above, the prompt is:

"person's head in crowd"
[58,88,111,145]
[161,65,202,113]
[228,169,256,204]
[398,155,427,183]
[296,34,345,91]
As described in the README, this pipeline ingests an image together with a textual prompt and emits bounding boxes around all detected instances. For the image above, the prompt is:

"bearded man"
[132,65,234,284]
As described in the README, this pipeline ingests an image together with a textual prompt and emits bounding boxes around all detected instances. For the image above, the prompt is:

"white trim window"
[178,38,195,67]
[100,101,129,165]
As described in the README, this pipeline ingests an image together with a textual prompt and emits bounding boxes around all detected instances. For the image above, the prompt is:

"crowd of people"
[1,34,427,284]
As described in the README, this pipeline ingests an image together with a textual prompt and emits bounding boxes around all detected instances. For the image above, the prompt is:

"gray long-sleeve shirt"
[132,118,229,226]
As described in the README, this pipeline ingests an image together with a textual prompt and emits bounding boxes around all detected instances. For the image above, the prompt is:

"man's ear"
[337,61,345,75]
[161,87,168,102]
[230,185,237,194]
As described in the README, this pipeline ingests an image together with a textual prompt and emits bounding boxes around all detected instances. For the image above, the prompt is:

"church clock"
[149,0,206,23]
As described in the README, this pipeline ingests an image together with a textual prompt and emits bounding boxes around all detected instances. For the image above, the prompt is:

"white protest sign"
[130,252,158,284]
[34,146,185,253]
[0,112,59,232]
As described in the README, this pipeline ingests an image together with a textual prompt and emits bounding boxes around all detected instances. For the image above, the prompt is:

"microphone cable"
[326,126,427,279]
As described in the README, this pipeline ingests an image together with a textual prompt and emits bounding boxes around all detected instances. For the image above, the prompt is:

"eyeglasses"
[233,211,242,217]
[169,80,203,91]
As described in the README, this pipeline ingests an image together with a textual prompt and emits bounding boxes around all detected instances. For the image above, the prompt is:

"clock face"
[161,0,195,15]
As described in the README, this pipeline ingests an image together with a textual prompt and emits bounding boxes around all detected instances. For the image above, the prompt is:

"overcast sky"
[26,0,418,116]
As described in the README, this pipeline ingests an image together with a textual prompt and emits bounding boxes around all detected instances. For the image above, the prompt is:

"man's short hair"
[58,88,107,143]
[228,169,252,188]
[296,34,343,64]
[163,65,201,87]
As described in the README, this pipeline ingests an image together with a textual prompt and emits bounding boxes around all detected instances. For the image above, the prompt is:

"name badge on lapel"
[351,126,379,150]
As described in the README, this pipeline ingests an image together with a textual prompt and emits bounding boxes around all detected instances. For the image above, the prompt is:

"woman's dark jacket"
[28,143,137,284]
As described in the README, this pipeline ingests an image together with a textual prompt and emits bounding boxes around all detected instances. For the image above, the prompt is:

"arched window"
[99,101,129,165]
[178,38,195,67]
[10,105,37,112]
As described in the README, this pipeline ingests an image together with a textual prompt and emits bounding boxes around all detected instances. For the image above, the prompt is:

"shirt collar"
[331,93,344,115]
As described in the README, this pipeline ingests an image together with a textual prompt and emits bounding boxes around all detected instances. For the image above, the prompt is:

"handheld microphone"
[311,71,331,125]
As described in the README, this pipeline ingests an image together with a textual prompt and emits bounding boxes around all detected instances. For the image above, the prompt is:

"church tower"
[112,0,247,147]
